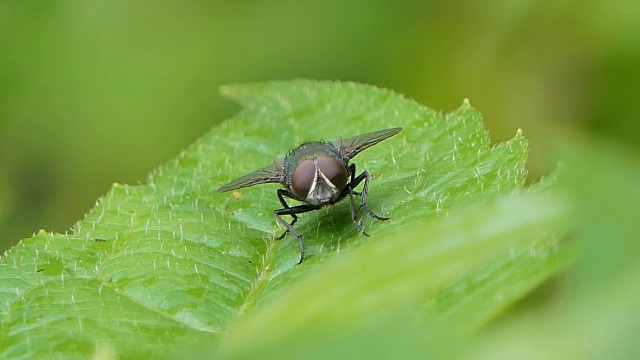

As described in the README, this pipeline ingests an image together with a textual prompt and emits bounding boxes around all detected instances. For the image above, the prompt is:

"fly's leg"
[274,204,320,264]
[347,164,362,196]
[275,189,297,240]
[347,164,390,220]
[346,164,366,234]
[347,185,368,236]
[353,171,390,220]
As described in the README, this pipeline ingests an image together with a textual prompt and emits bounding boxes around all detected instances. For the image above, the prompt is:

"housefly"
[218,127,402,264]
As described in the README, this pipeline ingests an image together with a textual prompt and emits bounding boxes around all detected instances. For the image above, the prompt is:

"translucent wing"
[333,127,403,160]
[217,159,286,192]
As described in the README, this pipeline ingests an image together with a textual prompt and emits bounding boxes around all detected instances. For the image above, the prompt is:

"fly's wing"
[333,127,403,160]
[217,159,286,192]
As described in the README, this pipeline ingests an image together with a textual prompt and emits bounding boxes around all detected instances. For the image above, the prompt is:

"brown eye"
[291,159,316,199]
[316,156,347,190]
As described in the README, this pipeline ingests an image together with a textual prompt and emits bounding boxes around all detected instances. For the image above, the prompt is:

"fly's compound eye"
[316,156,348,191]
[291,159,316,199]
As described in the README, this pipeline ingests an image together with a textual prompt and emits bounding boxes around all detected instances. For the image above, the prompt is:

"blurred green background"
[0,0,638,252]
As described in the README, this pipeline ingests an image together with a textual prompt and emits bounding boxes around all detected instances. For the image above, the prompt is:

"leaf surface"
[0,80,571,358]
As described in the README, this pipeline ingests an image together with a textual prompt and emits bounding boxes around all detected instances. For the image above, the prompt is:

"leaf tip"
[111,182,123,189]
[219,83,250,103]
[515,128,524,138]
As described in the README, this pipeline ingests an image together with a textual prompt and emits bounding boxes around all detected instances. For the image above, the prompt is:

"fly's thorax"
[284,142,349,205]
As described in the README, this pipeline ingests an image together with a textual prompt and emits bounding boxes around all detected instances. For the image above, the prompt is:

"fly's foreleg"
[273,202,320,264]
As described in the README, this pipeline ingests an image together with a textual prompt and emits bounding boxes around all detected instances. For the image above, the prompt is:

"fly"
[218,127,402,264]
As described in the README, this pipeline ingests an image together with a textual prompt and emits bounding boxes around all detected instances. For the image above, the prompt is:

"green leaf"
[0,80,571,358]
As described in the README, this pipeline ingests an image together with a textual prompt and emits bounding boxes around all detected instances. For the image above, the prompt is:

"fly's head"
[284,142,348,206]
[290,155,348,206]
